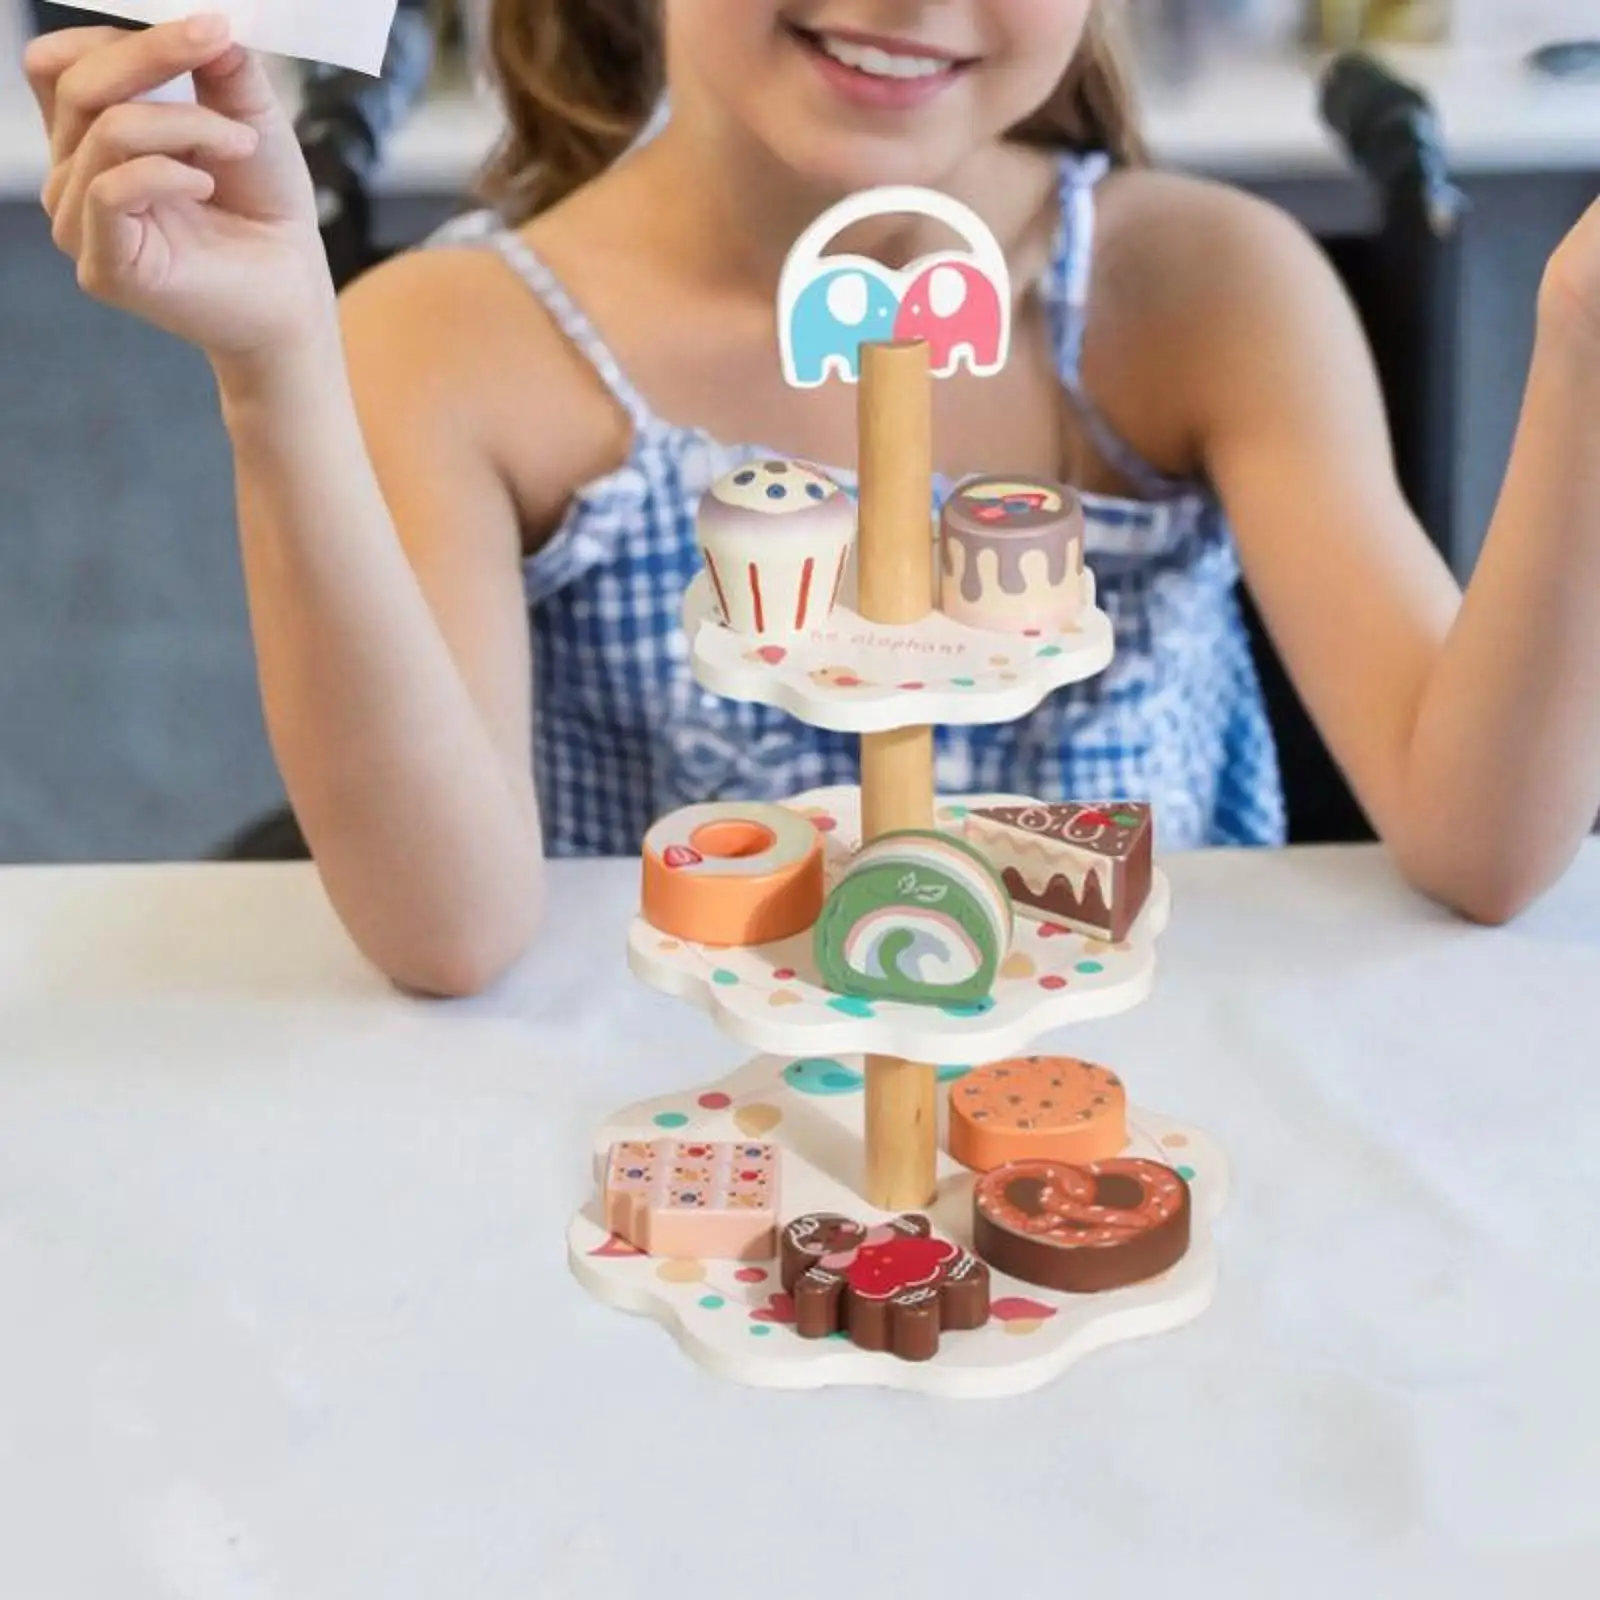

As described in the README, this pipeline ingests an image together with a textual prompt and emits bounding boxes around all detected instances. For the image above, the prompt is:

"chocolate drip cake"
[939,474,1084,635]
[964,802,1154,941]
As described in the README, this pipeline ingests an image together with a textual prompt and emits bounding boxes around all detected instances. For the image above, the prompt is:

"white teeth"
[816,35,952,79]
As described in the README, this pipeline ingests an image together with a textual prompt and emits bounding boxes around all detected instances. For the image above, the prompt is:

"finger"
[51,15,234,164]
[77,156,217,294]
[47,102,258,255]
[22,25,129,128]
[191,44,286,129]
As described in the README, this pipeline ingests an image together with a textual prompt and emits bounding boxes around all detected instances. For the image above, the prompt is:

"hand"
[26,16,334,365]
[1541,196,1600,350]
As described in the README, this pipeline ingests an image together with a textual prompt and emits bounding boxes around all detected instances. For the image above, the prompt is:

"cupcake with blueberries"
[695,459,857,637]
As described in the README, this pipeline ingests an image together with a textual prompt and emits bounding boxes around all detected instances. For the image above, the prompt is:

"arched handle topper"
[776,186,1013,389]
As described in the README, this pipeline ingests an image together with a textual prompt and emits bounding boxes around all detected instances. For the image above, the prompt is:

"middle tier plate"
[628,785,1170,1062]
[682,569,1114,733]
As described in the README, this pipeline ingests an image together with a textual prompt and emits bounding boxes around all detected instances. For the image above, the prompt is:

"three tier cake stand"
[566,186,1229,1398]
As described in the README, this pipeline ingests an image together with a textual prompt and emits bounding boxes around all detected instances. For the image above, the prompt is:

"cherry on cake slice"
[962,802,1154,941]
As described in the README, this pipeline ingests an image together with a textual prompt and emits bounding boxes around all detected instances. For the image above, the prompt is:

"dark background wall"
[0,175,1591,863]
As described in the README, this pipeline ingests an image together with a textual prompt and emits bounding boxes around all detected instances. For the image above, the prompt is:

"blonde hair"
[478,1,1146,222]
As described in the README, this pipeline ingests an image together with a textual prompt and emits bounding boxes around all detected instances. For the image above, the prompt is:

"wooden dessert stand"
[572,188,1229,1398]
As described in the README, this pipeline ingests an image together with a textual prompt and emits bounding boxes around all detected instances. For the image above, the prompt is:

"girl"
[24,4,1600,996]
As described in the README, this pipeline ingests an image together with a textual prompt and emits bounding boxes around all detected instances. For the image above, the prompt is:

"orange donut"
[947,1056,1127,1172]
[642,801,824,948]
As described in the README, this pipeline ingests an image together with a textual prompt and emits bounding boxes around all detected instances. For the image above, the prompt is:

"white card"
[60,2,400,75]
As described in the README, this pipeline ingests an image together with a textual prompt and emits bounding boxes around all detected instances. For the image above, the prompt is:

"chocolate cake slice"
[963,802,1154,941]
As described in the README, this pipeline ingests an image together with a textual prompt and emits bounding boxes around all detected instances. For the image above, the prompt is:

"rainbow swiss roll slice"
[813,829,1012,1007]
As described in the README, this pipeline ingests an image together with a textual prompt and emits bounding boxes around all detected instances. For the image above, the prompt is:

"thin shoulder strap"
[487,227,656,433]
[1048,153,1189,500]
[1055,150,1112,379]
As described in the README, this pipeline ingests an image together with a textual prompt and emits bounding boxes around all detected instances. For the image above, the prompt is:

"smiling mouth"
[784,21,978,83]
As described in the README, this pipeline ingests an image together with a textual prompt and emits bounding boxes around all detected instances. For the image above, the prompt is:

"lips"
[783,19,978,111]
[803,24,973,66]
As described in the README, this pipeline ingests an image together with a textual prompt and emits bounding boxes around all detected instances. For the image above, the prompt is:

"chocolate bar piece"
[964,801,1153,940]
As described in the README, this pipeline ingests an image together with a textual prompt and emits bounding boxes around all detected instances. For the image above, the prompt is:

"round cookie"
[972,1158,1190,1294]
[642,801,824,947]
[940,474,1085,635]
[947,1056,1127,1173]
[696,460,857,637]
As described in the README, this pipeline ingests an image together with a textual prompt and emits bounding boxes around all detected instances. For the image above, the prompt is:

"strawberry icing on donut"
[640,800,824,946]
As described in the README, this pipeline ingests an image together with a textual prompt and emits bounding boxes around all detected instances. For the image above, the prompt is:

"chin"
[763,124,976,200]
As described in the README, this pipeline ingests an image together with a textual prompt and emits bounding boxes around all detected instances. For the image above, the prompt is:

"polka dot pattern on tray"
[682,571,1114,735]
[570,1050,1225,1397]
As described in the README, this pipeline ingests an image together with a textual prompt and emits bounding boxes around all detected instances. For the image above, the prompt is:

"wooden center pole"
[856,341,939,1212]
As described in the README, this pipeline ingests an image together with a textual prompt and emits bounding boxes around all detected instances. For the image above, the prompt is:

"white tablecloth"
[1,846,1597,1597]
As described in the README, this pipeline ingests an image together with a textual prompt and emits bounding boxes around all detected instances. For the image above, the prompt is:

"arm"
[27,22,560,993]
[1401,268,1600,909]
[218,253,549,997]
[1162,183,1600,921]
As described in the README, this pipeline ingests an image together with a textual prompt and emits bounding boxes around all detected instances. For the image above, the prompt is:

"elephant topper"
[777,186,1013,390]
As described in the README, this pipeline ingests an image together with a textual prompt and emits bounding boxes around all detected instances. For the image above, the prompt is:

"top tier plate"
[681,569,1114,734]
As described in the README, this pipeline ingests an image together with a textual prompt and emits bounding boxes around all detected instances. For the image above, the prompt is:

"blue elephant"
[785,267,900,386]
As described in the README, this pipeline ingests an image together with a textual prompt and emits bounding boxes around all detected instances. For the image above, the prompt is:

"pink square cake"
[603,1138,780,1261]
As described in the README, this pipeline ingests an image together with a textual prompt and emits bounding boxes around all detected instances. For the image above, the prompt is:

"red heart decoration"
[662,845,703,870]
[757,646,787,665]
[588,1233,645,1258]
[990,1296,1057,1322]
[750,1292,796,1325]
[1038,923,1071,939]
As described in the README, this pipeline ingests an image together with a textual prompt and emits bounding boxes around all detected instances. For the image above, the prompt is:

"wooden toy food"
[694,459,856,637]
[939,475,1085,634]
[781,1211,990,1360]
[575,180,1217,1399]
[813,829,1012,1007]
[964,801,1154,941]
[972,1157,1191,1293]
[947,1055,1128,1173]
[641,801,824,947]
[603,1139,780,1260]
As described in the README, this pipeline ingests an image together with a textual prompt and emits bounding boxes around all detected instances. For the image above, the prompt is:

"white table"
[1,845,1598,1596]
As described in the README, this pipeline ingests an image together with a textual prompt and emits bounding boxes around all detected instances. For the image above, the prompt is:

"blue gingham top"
[431,152,1285,857]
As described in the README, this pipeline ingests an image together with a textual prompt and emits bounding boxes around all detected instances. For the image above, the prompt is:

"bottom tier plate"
[567,1052,1227,1399]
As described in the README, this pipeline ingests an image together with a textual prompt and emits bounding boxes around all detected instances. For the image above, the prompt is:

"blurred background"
[0,0,1595,863]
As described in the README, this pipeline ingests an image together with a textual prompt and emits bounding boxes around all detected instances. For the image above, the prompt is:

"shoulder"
[1083,166,1373,468]
[1094,166,1339,307]
[335,220,633,540]
[1099,167,1365,372]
